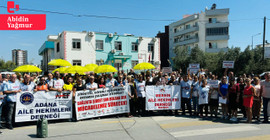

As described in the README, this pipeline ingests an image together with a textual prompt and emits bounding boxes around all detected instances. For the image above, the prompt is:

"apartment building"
[12,49,28,66]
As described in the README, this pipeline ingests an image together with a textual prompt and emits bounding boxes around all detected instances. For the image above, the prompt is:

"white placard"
[162,67,172,73]
[145,85,181,110]
[223,61,234,68]
[15,91,72,122]
[219,97,227,104]
[264,47,270,59]
[75,87,129,120]
[208,80,219,88]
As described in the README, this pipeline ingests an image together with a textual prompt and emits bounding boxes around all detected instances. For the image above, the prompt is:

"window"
[132,60,139,68]
[56,42,60,52]
[132,42,138,51]
[185,24,190,29]
[148,43,154,52]
[96,40,103,50]
[115,41,122,51]
[212,42,217,48]
[212,18,217,23]
[194,22,198,27]
[72,39,81,49]
[209,18,212,23]
[174,28,177,33]
[206,27,228,36]
[96,60,104,66]
[73,60,81,66]
[209,43,212,48]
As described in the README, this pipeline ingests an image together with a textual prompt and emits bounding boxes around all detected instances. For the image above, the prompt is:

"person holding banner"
[34,77,49,92]
[180,74,193,116]
[20,74,35,92]
[63,77,74,91]
[49,71,64,92]
[98,77,106,88]
[218,76,229,119]
[106,74,115,88]
[136,75,146,117]
[198,79,210,118]
[86,76,98,90]
[3,74,21,130]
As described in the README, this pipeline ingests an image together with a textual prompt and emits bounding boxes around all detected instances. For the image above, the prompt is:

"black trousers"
[199,104,208,117]
[6,102,16,126]
[129,99,136,116]
[137,97,146,116]
[181,98,192,115]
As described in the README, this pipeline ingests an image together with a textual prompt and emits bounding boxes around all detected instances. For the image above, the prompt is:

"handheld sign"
[188,64,200,74]
[223,61,234,68]
[162,67,172,73]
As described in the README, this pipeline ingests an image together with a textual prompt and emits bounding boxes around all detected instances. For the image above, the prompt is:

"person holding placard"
[198,79,210,118]
[209,75,219,118]
[218,76,229,119]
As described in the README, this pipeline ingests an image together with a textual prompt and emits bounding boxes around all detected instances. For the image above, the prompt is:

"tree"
[0,59,16,71]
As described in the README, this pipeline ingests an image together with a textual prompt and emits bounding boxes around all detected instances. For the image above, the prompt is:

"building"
[39,31,160,73]
[12,49,28,66]
[156,26,170,68]
[169,4,229,65]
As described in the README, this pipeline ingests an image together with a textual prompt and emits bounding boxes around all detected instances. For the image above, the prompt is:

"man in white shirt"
[86,76,98,90]
[261,72,270,123]
[49,71,64,92]
[106,74,115,88]
[3,74,21,129]
[20,74,35,92]
[180,74,193,116]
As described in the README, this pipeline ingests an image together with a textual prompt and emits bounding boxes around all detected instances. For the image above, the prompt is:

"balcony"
[205,48,228,53]
[174,26,199,36]
[205,22,229,28]
[171,14,199,26]
[174,37,199,46]
[206,35,229,41]
[205,8,229,16]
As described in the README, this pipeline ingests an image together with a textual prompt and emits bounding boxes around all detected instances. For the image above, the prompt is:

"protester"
[63,77,74,91]
[3,74,21,129]
[86,76,98,90]
[136,75,146,117]
[180,74,193,116]
[20,74,36,92]
[228,78,239,122]
[127,76,137,117]
[106,74,115,88]
[261,72,270,123]
[237,77,247,119]
[191,76,199,116]
[34,77,49,92]
[243,78,255,123]
[218,76,229,119]
[49,71,64,92]
[209,75,219,118]
[98,77,106,88]
[198,79,210,118]
[0,74,4,129]
[252,77,262,122]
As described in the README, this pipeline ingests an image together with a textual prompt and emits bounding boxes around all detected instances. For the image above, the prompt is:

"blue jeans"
[263,97,270,121]
[192,97,198,114]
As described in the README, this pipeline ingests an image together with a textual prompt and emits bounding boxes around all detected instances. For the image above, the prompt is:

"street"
[1,115,270,140]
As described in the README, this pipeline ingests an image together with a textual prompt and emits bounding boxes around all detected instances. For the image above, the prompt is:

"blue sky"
[0,0,269,64]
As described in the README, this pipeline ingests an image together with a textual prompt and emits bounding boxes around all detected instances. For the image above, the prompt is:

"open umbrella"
[48,59,72,67]
[65,65,88,74]
[133,62,155,70]
[13,65,42,73]
[94,65,117,74]
[85,64,98,72]
[52,67,68,74]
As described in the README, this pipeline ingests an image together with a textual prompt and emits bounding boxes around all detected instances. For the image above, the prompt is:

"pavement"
[1,115,270,140]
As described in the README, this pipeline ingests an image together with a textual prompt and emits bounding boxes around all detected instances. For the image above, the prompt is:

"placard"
[223,61,234,68]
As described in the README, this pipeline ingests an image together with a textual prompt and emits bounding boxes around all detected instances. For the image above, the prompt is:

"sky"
[0,0,270,64]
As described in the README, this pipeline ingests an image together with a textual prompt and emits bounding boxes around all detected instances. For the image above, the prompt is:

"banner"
[15,91,72,122]
[208,80,219,88]
[223,61,234,68]
[188,64,200,74]
[75,87,129,120]
[146,85,181,110]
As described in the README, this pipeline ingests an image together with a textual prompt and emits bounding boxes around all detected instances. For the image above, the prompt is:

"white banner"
[15,91,72,122]
[146,85,181,110]
[223,61,234,68]
[75,87,130,120]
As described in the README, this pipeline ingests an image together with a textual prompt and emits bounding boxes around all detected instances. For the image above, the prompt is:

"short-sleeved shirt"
[106,79,115,87]
[63,83,74,91]
[136,81,146,98]
[199,86,210,105]
[46,79,54,87]
[261,80,270,98]
[219,83,229,96]
[180,80,192,98]
[36,84,49,91]
[192,81,200,97]
[86,82,98,89]
[20,82,36,92]
[3,80,21,102]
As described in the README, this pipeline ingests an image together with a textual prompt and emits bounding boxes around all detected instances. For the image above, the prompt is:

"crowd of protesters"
[0,68,270,130]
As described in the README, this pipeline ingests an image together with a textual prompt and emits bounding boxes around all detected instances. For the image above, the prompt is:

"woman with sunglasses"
[243,78,255,123]
[218,76,229,119]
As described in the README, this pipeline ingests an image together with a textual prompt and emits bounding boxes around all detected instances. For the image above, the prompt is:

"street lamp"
[252,33,261,49]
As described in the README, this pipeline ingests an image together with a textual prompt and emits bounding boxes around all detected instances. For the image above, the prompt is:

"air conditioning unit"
[111,49,116,53]
[152,38,157,42]
[155,61,160,65]
[119,52,124,56]
[139,37,143,41]
[88,32,94,37]
[109,33,113,38]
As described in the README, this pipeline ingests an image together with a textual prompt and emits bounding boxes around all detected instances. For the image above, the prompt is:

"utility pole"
[263,16,266,60]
